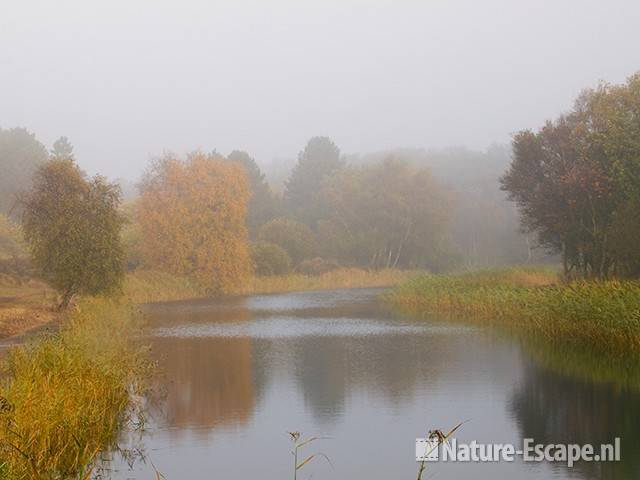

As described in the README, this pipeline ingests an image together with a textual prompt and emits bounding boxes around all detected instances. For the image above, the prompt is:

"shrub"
[296,257,340,276]
[257,217,316,265]
[252,242,292,276]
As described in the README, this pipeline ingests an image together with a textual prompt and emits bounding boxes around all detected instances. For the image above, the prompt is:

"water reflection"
[112,289,640,480]
[510,353,640,479]
[153,336,255,432]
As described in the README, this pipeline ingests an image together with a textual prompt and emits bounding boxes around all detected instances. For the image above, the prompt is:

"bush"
[252,242,292,276]
[296,257,340,276]
[257,217,315,265]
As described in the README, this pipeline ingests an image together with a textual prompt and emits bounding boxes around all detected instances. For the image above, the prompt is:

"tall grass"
[236,268,418,295]
[125,268,418,303]
[390,267,640,354]
[124,269,206,303]
[0,298,151,479]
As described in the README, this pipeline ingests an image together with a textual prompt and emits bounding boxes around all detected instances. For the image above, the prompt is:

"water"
[110,288,640,479]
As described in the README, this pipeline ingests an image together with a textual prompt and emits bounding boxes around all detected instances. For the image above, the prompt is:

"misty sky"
[2,0,639,179]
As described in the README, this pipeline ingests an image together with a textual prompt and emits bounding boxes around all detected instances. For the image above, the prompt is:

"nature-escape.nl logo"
[416,437,621,468]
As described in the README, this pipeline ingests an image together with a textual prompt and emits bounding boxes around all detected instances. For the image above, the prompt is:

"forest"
[1,128,547,302]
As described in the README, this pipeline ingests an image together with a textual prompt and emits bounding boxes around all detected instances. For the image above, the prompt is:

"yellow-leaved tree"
[137,152,252,293]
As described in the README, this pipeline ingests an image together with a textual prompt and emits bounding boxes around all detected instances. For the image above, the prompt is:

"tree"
[21,158,125,308]
[257,217,316,265]
[0,127,48,217]
[501,73,640,278]
[349,146,547,267]
[285,137,344,225]
[228,150,280,235]
[0,214,24,260]
[51,136,75,160]
[137,152,252,292]
[318,158,452,270]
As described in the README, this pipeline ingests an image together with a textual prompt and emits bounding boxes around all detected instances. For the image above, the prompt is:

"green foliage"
[0,127,48,218]
[285,137,344,225]
[21,159,125,307]
[252,241,292,276]
[318,157,453,270]
[258,217,316,265]
[228,150,281,235]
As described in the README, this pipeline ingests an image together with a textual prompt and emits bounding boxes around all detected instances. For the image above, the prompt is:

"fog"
[2,0,639,179]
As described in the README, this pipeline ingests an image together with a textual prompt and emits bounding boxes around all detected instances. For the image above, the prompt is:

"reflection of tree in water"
[509,359,640,479]
[147,299,256,433]
[153,336,255,431]
[290,332,474,423]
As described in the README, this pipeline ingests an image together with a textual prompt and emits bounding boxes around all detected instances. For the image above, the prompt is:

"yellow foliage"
[137,152,252,293]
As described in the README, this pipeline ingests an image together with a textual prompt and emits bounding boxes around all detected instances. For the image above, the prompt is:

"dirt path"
[0,278,59,341]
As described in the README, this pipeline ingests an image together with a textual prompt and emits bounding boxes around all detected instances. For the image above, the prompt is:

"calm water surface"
[111,288,639,479]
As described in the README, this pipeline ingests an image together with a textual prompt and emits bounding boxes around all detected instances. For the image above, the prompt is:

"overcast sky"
[2,0,639,179]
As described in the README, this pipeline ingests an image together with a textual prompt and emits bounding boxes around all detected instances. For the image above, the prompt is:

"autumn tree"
[21,158,125,308]
[228,150,280,235]
[0,127,48,217]
[502,73,640,278]
[137,152,252,292]
[285,137,344,225]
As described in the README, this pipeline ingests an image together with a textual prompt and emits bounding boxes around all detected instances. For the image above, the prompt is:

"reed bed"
[0,298,151,479]
[390,267,640,354]
[124,269,206,303]
[236,268,418,295]
[125,268,418,303]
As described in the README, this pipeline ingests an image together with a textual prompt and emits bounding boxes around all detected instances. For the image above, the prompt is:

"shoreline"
[389,267,640,355]
[0,268,418,341]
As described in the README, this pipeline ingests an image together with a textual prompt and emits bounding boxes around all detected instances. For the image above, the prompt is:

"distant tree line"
[3,72,640,305]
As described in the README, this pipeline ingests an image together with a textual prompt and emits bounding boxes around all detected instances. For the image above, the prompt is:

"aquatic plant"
[288,431,331,480]
[416,422,465,480]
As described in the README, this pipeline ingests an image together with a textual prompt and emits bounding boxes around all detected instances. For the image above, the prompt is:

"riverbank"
[0,297,151,478]
[125,268,417,303]
[389,267,640,354]
[0,268,418,341]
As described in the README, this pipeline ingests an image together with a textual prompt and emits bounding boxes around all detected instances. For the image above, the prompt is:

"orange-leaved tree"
[137,151,252,293]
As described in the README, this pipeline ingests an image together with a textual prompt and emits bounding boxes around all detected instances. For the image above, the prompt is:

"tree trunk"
[58,288,76,310]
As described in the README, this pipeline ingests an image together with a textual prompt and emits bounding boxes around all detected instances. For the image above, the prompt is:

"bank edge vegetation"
[391,268,640,354]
